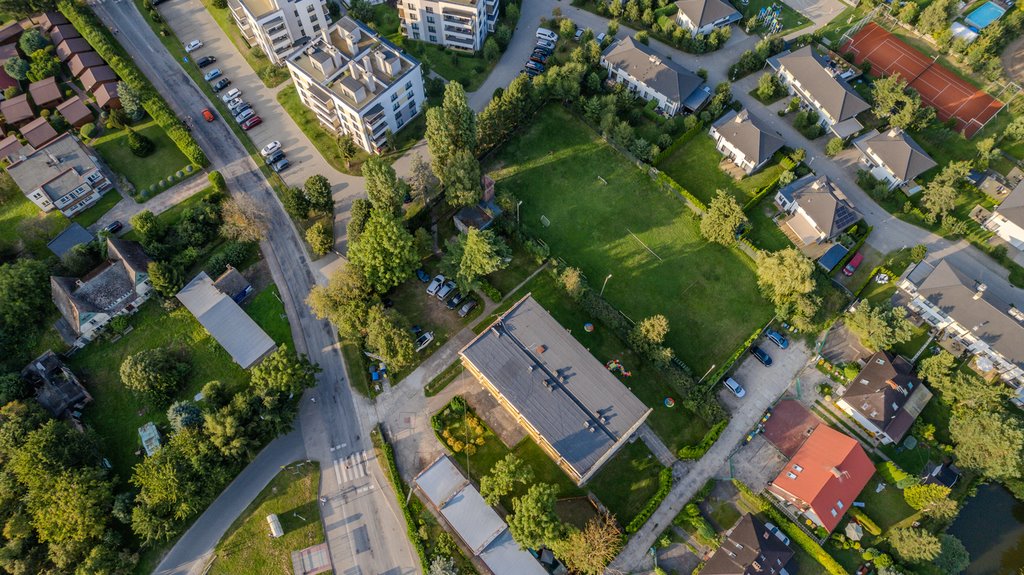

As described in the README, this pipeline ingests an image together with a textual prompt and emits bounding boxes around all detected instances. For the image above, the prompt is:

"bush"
[79,122,96,139]
[480,280,501,302]
[626,467,673,533]
[208,170,227,194]
[678,420,727,459]
[847,508,882,536]
[825,136,844,157]
[205,241,257,277]
[128,129,154,158]
[305,221,334,256]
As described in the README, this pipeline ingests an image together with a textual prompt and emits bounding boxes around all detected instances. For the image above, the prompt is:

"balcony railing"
[443,14,472,24]
[444,24,474,38]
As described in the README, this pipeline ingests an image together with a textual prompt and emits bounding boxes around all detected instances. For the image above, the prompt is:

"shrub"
[678,420,727,459]
[626,467,672,533]
[205,241,257,276]
[480,280,502,302]
[127,128,154,157]
[305,221,334,256]
[208,170,227,194]
[848,508,882,536]
[79,122,96,139]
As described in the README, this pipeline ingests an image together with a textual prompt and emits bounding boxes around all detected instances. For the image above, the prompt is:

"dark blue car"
[765,328,789,349]
[750,345,773,367]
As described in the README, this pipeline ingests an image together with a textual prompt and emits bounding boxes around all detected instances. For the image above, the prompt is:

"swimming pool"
[965,1,1006,29]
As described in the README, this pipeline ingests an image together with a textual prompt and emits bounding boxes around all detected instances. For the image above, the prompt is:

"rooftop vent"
[1010,305,1024,322]
[974,283,988,300]
[830,466,848,480]
[535,345,546,354]
[527,365,534,372]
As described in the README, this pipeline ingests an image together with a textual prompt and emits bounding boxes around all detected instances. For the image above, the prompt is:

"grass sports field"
[487,105,771,373]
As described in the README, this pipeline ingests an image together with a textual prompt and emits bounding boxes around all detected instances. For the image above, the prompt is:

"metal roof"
[47,222,94,258]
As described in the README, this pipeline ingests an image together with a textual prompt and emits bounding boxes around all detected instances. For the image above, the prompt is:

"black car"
[750,345,773,367]
[196,55,217,68]
[458,299,477,318]
[446,291,465,310]
[102,220,123,234]
[415,269,431,283]
[211,77,231,92]
[264,149,285,165]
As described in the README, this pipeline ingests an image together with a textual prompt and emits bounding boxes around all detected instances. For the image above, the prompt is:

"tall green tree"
[18,28,47,54]
[903,484,957,519]
[3,56,27,81]
[364,305,415,370]
[845,302,915,351]
[700,190,747,245]
[935,535,970,574]
[347,211,418,293]
[444,148,482,207]
[362,156,404,214]
[147,261,184,297]
[250,345,319,398]
[0,259,49,332]
[337,134,358,170]
[479,454,534,505]
[441,228,509,292]
[29,468,112,548]
[507,483,566,550]
[628,315,674,366]
[118,81,144,121]
[889,527,942,563]
[549,512,622,575]
[304,174,334,215]
[119,348,190,406]
[426,83,477,185]
[950,409,1024,480]
[307,266,379,339]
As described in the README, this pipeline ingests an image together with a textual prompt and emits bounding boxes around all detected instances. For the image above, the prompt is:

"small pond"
[948,483,1024,574]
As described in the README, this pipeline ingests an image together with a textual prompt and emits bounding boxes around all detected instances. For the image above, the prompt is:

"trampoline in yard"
[965,1,1006,29]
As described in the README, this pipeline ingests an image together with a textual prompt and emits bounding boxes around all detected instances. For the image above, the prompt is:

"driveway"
[89,170,209,233]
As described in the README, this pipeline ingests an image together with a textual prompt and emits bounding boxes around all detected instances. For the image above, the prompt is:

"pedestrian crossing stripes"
[334,450,370,484]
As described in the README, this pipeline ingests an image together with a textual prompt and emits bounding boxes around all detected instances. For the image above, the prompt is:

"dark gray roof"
[777,46,869,122]
[842,351,932,442]
[701,514,795,575]
[213,266,251,300]
[996,180,1024,228]
[782,175,861,239]
[674,0,740,28]
[21,350,91,418]
[601,37,704,105]
[47,223,95,258]
[910,259,1024,371]
[712,109,785,166]
[857,128,937,182]
[460,295,651,480]
[107,238,151,284]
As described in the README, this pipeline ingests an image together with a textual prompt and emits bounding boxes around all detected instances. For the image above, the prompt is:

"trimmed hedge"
[703,325,763,392]
[208,170,227,194]
[58,0,208,167]
[678,420,727,459]
[626,467,673,534]
[742,156,796,210]
[847,508,881,536]
[829,225,873,273]
[653,170,706,212]
[371,426,430,569]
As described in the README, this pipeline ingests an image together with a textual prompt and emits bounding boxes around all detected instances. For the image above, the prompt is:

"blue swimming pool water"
[965,1,1006,29]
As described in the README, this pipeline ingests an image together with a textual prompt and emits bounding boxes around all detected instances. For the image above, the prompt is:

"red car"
[241,115,262,130]
[201,108,214,122]
[842,252,864,277]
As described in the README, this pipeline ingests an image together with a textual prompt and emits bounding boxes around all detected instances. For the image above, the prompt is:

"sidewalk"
[90,171,209,233]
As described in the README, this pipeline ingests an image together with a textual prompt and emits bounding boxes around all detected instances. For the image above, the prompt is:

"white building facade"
[399,0,495,52]
[229,0,331,65]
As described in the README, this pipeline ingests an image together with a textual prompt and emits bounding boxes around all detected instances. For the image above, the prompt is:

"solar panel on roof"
[833,205,860,232]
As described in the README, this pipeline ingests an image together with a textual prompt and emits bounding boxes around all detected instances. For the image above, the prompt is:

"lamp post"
[600,273,612,296]
[517,200,523,223]
[697,363,717,385]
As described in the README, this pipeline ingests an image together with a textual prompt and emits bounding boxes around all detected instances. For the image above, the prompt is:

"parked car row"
[522,28,557,78]
[423,271,477,318]
[721,327,792,398]
[258,139,290,172]
[189,40,267,132]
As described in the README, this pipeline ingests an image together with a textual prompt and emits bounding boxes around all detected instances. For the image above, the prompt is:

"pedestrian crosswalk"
[334,450,370,484]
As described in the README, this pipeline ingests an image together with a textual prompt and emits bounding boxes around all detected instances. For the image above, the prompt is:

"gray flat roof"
[176,272,276,369]
[47,223,94,258]
[460,295,651,480]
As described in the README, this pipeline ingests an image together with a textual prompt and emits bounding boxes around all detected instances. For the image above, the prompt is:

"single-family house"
[176,272,277,369]
[29,77,63,109]
[699,514,796,575]
[56,37,93,62]
[20,116,59,148]
[767,424,875,533]
[898,258,1024,395]
[1,94,34,126]
[601,36,709,116]
[709,109,785,175]
[49,23,81,46]
[68,52,105,79]
[836,350,933,445]
[769,45,869,138]
[47,222,95,258]
[0,44,18,92]
[674,0,741,35]
[93,82,120,109]
[0,134,21,161]
[460,295,652,486]
[775,174,861,246]
[6,132,113,217]
[57,96,94,128]
[213,265,253,303]
[81,65,117,93]
[984,181,1024,250]
[21,350,92,420]
[51,238,153,345]
[853,128,936,193]
[36,11,70,32]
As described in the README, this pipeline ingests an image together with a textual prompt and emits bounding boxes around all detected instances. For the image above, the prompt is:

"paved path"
[89,170,209,233]
[638,424,678,468]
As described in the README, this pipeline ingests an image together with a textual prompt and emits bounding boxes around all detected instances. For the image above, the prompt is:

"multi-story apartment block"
[229,0,330,65]
[286,17,425,154]
[768,45,869,139]
[398,0,495,52]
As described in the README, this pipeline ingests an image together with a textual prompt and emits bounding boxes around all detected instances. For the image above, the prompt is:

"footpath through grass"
[209,462,324,574]
[487,105,771,374]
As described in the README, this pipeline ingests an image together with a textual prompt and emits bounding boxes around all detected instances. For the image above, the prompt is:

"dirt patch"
[1002,35,1024,83]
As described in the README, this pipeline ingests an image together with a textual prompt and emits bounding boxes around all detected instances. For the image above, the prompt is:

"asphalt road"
[87,1,417,574]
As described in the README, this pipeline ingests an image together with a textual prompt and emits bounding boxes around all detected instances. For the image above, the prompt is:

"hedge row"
[652,123,703,165]
[653,169,706,212]
[371,426,430,569]
[847,508,881,536]
[625,467,673,534]
[742,156,797,210]
[702,324,764,392]
[677,420,727,459]
[58,0,208,167]
[732,480,849,575]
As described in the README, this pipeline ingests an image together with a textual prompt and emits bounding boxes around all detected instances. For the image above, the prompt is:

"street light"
[697,363,717,385]
[516,200,523,223]
[600,273,612,296]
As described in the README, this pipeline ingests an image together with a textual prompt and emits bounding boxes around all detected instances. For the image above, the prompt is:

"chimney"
[535,345,546,354]
[974,283,987,300]
[361,57,376,93]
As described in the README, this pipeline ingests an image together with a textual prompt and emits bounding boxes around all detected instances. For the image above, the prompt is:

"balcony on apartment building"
[442,13,473,25]
[445,33,476,49]
[363,103,387,130]
[485,0,498,26]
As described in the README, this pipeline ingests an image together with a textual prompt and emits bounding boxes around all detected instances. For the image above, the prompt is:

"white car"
[764,523,791,546]
[536,27,558,42]
[220,87,241,103]
[723,377,746,398]
[226,97,242,109]
[426,275,444,295]
[261,140,282,157]
[436,280,456,301]
[415,331,434,352]
[184,39,203,53]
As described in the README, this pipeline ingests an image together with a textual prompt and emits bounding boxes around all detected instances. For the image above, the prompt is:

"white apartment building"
[398,0,495,52]
[229,0,331,65]
[286,17,425,153]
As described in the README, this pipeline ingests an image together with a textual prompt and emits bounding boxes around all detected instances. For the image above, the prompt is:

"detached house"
[854,128,936,193]
[775,174,861,247]
[6,132,113,217]
[51,238,153,346]
[709,109,785,175]
[601,37,709,116]
[699,514,796,575]
[769,45,869,138]
[767,425,874,533]
[836,351,933,445]
[674,0,741,35]
[22,350,92,421]
[984,181,1024,250]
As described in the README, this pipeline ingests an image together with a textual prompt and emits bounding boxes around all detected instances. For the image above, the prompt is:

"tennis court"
[842,22,1003,137]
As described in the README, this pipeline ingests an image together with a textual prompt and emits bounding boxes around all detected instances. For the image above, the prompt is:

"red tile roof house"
[68,51,105,79]
[56,37,92,62]
[29,77,63,109]
[1,94,35,127]
[767,425,875,533]
[93,82,120,109]
[81,65,117,93]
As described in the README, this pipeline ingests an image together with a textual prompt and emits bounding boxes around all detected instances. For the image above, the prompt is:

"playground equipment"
[756,4,784,35]
[605,359,632,377]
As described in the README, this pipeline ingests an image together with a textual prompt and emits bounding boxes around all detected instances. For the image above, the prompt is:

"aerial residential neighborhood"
[1,0,1024,572]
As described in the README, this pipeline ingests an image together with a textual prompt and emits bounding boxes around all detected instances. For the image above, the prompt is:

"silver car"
[436,280,456,301]
[723,377,746,398]
[426,275,444,295]
[234,108,255,124]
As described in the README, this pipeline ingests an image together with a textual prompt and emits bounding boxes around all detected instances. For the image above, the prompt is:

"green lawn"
[745,194,791,252]
[706,497,741,531]
[484,247,539,296]
[245,284,295,349]
[121,186,217,242]
[656,134,787,206]
[817,6,865,48]
[0,178,67,254]
[400,40,496,92]
[738,0,812,36]
[858,479,916,531]
[72,190,122,227]
[488,105,772,374]
[209,462,323,574]
[93,121,193,195]
[587,440,663,527]
[367,3,402,42]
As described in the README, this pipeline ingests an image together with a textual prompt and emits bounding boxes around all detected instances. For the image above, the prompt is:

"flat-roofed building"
[399,0,494,51]
[228,0,331,65]
[286,17,425,154]
[460,295,652,485]
[7,132,113,217]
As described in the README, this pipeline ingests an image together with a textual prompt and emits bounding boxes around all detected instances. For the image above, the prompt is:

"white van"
[536,27,558,42]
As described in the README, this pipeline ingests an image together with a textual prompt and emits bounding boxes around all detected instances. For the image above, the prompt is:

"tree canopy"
[507,483,566,550]
[549,512,623,575]
[119,348,190,406]
[307,266,379,339]
[479,454,533,505]
[441,228,509,292]
[347,210,418,293]
[362,156,405,215]
[889,527,942,563]
[700,190,747,245]
[364,305,415,370]
[845,301,915,351]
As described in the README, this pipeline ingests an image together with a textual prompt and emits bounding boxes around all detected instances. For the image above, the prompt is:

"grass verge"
[92,120,194,195]
[425,360,463,397]
[72,190,122,227]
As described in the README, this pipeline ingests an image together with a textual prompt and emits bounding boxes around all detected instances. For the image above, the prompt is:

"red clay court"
[842,22,1003,138]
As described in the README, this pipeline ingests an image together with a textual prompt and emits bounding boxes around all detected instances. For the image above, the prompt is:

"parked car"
[536,39,555,51]
[415,269,431,283]
[264,150,285,165]
[764,328,789,349]
[230,101,251,116]
[522,68,539,77]
[525,61,544,72]
[415,331,434,352]
[201,108,214,122]
[842,251,864,277]
[750,345,773,367]
[534,44,553,54]
[196,55,216,68]
[225,97,242,110]
[270,156,290,171]
[529,55,547,64]
[447,291,466,310]
[234,108,256,124]
[242,116,263,131]
[536,27,558,42]
[261,140,281,157]
[436,280,456,301]
[184,39,203,53]
[203,68,222,81]
[102,220,123,234]
[764,523,791,546]
[596,32,607,44]
[211,77,231,92]
[458,299,477,318]
[531,51,549,61]
[426,275,444,295]
[574,28,584,41]
[723,377,746,398]
[220,88,241,103]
